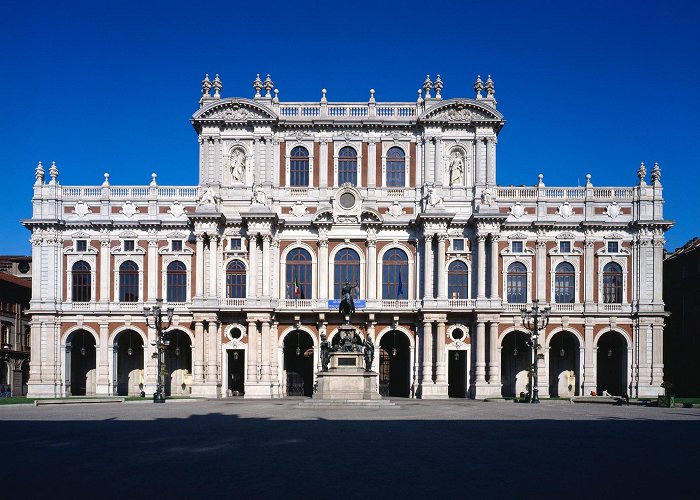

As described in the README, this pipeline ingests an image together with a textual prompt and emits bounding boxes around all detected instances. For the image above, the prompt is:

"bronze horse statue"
[339,281,358,323]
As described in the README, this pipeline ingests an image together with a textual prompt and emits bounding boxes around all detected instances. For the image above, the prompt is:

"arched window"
[119,261,139,302]
[286,248,312,299]
[448,261,469,299]
[290,146,310,187]
[337,146,357,186]
[554,262,575,304]
[226,260,247,299]
[382,249,408,299]
[386,147,405,187]
[506,262,527,304]
[166,261,187,303]
[602,262,623,303]
[334,248,360,299]
[71,261,91,302]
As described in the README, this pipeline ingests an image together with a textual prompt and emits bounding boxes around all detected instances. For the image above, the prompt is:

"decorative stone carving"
[386,201,405,218]
[605,201,621,219]
[291,201,308,217]
[228,147,246,183]
[118,201,137,217]
[509,202,526,218]
[426,186,443,208]
[168,201,185,217]
[481,186,495,206]
[252,184,268,206]
[448,150,464,186]
[73,201,92,217]
[557,202,573,218]
[198,186,218,207]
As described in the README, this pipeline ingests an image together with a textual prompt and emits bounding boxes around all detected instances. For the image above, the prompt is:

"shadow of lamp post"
[520,299,550,404]
[144,298,173,403]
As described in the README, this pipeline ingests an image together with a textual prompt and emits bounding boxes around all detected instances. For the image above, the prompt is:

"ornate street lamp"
[144,298,174,403]
[520,299,550,404]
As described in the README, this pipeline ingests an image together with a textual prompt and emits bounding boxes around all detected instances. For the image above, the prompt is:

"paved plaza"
[3,399,699,499]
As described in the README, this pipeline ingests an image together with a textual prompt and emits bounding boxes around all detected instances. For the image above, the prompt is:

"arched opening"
[290,146,310,187]
[448,328,468,398]
[597,331,628,396]
[114,330,144,396]
[286,248,312,300]
[501,331,531,397]
[334,248,360,299]
[283,330,314,397]
[338,146,358,186]
[379,331,410,397]
[548,331,580,397]
[164,330,192,396]
[66,330,97,396]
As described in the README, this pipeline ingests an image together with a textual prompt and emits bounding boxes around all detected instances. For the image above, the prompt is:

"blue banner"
[328,299,366,309]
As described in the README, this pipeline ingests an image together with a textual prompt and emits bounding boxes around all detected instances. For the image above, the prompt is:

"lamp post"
[144,298,174,403]
[520,299,550,404]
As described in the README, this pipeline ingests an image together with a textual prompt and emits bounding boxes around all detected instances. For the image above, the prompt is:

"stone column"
[247,320,258,382]
[194,321,205,384]
[436,235,447,300]
[412,322,420,395]
[651,322,664,386]
[367,139,376,188]
[30,238,41,302]
[206,321,219,384]
[318,237,329,301]
[262,234,271,297]
[486,137,497,186]
[488,321,500,387]
[435,321,447,384]
[266,136,273,184]
[195,234,205,299]
[320,140,328,188]
[148,239,158,301]
[100,239,110,303]
[536,238,546,302]
[434,136,443,185]
[475,138,486,186]
[584,237,594,305]
[423,235,433,299]
[270,321,280,395]
[260,320,271,381]
[583,321,595,394]
[247,235,257,299]
[490,234,500,299]
[366,236,377,301]
[653,238,664,304]
[637,322,651,394]
[208,236,218,299]
[271,237,280,300]
[422,320,433,386]
[475,321,487,385]
[97,322,110,394]
[477,234,487,299]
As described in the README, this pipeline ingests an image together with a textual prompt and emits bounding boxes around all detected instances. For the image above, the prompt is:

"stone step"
[35,398,125,406]
[296,400,400,409]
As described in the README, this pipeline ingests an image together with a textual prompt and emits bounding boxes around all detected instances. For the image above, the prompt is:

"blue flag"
[397,269,404,298]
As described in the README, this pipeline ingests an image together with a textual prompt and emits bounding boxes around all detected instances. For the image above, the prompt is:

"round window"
[452,328,464,340]
[230,328,242,340]
[339,192,356,209]
[18,262,30,274]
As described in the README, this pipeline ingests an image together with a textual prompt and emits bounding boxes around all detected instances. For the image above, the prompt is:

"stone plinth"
[315,352,381,400]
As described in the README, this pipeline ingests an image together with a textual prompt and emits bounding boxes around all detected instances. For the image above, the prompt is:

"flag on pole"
[293,270,300,298]
[397,268,404,298]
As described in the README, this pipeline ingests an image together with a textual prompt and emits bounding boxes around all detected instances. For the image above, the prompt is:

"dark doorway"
[548,331,580,397]
[283,330,314,397]
[228,349,245,396]
[597,331,627,396]
[448,350,468,397]
[501,331,531,397]
[67,330,97,396]
[115,331,144,396]
[164,330,192,396]
[379,331,410,397]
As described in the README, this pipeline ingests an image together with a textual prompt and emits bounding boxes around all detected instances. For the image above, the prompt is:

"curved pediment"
[192,99,278,125]
[419,99,504,124]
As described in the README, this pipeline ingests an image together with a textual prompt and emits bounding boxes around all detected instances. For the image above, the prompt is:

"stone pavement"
[2,399,699,499]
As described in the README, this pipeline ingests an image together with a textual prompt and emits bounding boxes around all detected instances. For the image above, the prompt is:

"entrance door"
[283,331,314,397]
[228,349,245,396]
[448,351,467,397]
[379,332,410,397]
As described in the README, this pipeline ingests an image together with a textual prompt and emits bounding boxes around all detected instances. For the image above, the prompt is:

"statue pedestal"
[315,352,381,400]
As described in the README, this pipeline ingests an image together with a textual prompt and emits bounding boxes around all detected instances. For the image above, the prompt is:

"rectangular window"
[607,241,619,253]
[172,240,183,252]
[124,240,135,252]
[76,240,87,252]
[511,241,523,253]
[230,238,241,251]
[452,239,464,251]
[559,241,571,253]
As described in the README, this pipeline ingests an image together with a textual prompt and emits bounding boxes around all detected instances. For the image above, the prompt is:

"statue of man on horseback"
[339,281,359,323]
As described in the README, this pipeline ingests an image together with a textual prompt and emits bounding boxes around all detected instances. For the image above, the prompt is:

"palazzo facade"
[25,74,672,399]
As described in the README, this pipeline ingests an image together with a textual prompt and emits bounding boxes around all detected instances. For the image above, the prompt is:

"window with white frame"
[171,240,183,252]
[229,238,242,251]
[511,240,524,253]
[76,240,87,252]
[452,239,465,252]
[607,241,619,254]
[559,241,571,253]
[123,240,135,252]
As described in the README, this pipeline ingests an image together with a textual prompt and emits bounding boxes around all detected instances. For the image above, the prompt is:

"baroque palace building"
[25,73,672,399]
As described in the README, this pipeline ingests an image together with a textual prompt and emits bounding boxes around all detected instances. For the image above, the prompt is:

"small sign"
[328,300,366,309]
[338,358,356,366]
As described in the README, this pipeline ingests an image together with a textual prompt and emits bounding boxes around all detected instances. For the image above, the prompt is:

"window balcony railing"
[278,299,316,309]
[550,303,576,313]
[220,298,246,308]
[448,299,476,309]
[65,302,94,311]
[600,303,623,312]
[504,303,528,312]
[378,299,415,310]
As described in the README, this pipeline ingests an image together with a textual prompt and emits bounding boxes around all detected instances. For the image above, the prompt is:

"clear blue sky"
[1,0,698,254]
